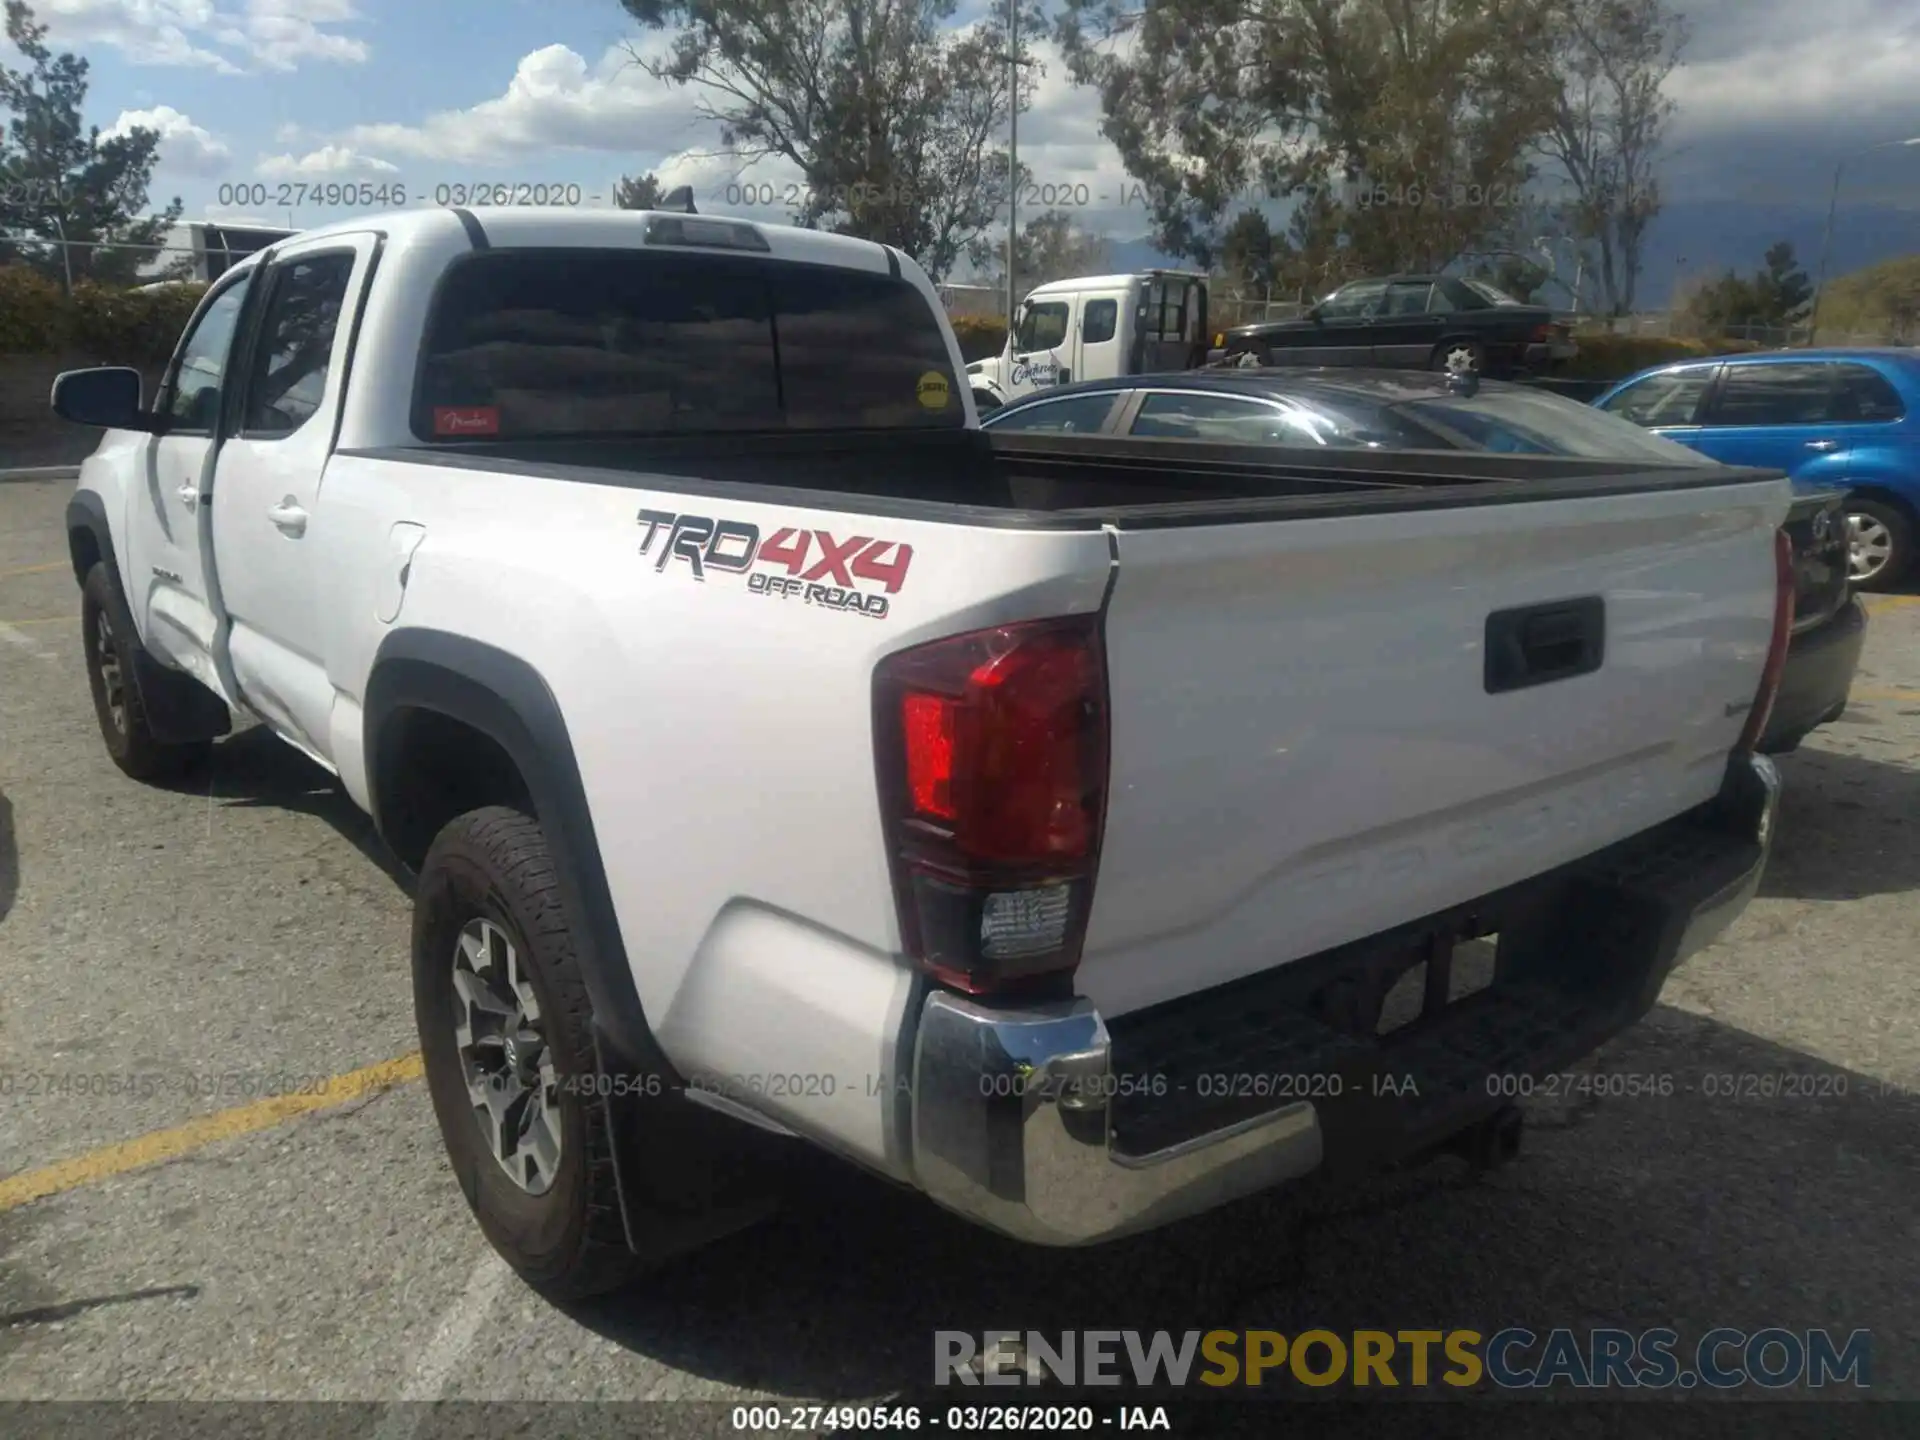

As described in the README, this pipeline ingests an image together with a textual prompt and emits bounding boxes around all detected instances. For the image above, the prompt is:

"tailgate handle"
[1485,596,1605,693]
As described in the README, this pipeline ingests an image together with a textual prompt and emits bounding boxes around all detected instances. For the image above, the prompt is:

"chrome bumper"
[908,752,1778,1248]
[911,994,1323,1246]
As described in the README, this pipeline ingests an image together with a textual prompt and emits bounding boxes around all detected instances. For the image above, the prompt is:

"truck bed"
[343,428,1777,523]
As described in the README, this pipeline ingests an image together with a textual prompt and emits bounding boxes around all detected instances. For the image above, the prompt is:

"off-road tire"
[80,562,211,781]
[413,806,643,1299]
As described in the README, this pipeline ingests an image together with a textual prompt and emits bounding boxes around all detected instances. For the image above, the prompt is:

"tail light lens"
[1736,527,1797,752]
[873,614,1110,996]
[1531,323,1555,343]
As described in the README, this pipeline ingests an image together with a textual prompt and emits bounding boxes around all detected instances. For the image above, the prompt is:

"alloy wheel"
[1848,510,1893,583]
[450,917,563,1196]
[93,606,127,734]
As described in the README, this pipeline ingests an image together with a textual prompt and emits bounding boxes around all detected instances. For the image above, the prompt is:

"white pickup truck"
[55,206,1791,1299]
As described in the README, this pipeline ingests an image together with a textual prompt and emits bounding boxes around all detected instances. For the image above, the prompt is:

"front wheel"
[80,563,210,781]
[1845,498,1913,591]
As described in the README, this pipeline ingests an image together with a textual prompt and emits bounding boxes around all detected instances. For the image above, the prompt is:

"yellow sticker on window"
[917,371,952,409]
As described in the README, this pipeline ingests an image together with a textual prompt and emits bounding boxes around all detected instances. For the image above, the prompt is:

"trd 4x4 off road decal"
[637,509,914,619]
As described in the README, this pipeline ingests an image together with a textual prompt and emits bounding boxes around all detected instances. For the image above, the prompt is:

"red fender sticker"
[433,405,499,436]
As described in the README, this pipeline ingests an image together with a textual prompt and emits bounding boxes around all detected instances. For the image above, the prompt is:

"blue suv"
[1594,348,1920,589]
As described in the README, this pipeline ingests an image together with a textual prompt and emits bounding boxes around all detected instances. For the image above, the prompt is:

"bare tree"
[1540,0,1687,318]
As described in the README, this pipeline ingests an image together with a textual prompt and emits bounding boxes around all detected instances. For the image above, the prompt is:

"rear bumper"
[909,752,1778,1246]
[1760,596,1866,752]
[1523,339,1580,370]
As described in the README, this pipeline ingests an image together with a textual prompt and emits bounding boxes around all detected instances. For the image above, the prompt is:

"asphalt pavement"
[3,471,1919,1434]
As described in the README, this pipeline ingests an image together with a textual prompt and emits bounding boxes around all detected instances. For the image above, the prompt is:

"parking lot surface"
[4,471,1919,1427]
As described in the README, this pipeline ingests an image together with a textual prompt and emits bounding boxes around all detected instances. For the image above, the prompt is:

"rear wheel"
[414,806,644,1298]
[1431,338,1486,375]
[1845,498,1912,591]
[79,563,210,781]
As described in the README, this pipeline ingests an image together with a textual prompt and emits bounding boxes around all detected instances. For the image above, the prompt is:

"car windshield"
[1390,387,1720,463]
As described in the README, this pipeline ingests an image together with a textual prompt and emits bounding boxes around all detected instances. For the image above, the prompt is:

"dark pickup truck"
[1765,487,1866,753]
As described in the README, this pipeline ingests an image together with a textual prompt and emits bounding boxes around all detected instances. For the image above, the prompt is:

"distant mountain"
[1094,200,1920,310]
[1635,200,1919,308]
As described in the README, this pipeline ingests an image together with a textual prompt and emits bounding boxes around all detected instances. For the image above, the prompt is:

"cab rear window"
[411,248,964,440]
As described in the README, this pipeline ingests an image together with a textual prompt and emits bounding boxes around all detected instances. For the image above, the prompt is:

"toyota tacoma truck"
[54,205,1790,1298]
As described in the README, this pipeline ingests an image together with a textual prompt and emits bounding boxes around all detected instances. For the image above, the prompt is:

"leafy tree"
[1539,0,1686,317]
[1053,0,1563,274]
[620,0,1040,282]
[1218,209,1278,295]
[0,0,183,287]
[1754,240,1813,323]
[968,209,1111,294]
[612,171,664,208]
[1679,241,1815,335]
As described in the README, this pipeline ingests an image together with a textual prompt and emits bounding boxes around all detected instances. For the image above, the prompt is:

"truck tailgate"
[1079,477,1788,1017]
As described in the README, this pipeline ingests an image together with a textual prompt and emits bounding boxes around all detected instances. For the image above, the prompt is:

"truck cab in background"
[967,270,1208,412]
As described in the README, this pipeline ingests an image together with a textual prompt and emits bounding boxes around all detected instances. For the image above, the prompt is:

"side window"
[162,281,250,432]
[240,252,356,437]
[1383,281,1433,316]
[1016,301,1070,351]
[1706,363,1834,426]
[1317,281,1386,320]
[1598,368,1715,426]
[1831,363,1906,422]
[1082,299,1118,345]
[1130,391,1289,442]
[985,392,1118,434]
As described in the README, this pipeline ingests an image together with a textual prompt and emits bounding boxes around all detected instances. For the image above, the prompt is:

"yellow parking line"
[1862,594,1920,613]
[0,1052,425,1214]
[0,560,66,579]
[1849,687,1920,703]
[0,616,66,627]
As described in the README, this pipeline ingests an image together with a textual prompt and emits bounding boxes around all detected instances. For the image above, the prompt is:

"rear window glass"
[412,248,963,440]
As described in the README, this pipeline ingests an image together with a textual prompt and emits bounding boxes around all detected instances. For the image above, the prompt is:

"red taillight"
[874,614,1110,996]
[1736,527,1796,752]
[1531,323,1554,342]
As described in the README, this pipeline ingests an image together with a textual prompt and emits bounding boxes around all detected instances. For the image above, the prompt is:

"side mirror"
[51,367,165,432]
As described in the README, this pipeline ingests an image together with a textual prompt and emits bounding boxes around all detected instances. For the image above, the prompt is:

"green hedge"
[1561,332,1767,380]
[950,314,1008,364]
[0,265,206,363]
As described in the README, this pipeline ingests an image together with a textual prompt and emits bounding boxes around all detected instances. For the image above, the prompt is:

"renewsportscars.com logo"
[935,1328,1872,1391]
[637,508,914,619]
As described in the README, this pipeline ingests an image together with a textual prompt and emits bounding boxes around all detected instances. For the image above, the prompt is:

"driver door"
[1010,298,1070,394]
[1296,280,1385,366]
[121,270,258,702]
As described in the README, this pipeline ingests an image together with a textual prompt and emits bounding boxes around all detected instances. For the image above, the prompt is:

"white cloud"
[240,0,367,71]
[105,104,231,176]
[33,0,366,73]
[256,145,399,178]
[341,42,703,166]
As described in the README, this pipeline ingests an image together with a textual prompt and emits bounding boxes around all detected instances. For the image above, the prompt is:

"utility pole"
[1006,0,1019,345]
[1810,137,1920,346]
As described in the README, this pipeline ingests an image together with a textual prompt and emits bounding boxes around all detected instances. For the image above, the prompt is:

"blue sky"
[10,0,1920,276]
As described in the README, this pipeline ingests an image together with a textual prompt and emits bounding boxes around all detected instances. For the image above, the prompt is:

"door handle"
[1805,440,1842,452]
[175,483,199,510]
[267,498,309,537]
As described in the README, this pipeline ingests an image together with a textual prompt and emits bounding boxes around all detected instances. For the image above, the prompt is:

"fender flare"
[363,628,671,1084]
